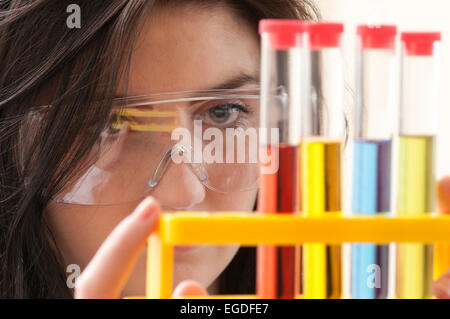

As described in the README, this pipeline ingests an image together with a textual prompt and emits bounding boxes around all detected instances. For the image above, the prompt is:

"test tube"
[351,25,397,299]
[300,23,345,299]
[257,19,307,299]
[397,32,441,299]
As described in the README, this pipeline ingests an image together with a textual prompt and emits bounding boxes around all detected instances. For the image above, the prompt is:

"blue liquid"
[351,140,391,299]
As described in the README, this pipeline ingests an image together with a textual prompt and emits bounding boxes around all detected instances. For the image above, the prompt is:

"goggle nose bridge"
[148,144,208,188]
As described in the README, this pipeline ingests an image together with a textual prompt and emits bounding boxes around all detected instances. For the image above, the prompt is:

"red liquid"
[257,144,298,299]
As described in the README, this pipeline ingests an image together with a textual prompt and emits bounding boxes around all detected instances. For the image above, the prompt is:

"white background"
[316,0,450,178]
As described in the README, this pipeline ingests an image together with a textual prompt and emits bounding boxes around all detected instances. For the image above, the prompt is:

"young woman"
[1,0,449,299]
[0,0,319,298]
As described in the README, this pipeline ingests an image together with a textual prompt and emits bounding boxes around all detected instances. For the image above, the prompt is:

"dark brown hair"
[0,0,318,298]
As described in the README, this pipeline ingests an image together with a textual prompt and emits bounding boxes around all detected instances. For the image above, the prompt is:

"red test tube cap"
[306,22,344,50]
[357,25,397,50]
[259,19,308,50]
[401,32,441,56]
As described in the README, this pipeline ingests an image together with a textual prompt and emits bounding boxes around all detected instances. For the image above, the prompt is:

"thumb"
[434,177,450,299]
[432,269,450,299]
[437,176,450,214]
[172,280,209,298]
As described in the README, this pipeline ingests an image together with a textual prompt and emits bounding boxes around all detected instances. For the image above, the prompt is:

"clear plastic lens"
[52,89,273,205]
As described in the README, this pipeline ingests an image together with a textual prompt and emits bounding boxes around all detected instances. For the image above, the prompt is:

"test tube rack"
[125,212,450,299]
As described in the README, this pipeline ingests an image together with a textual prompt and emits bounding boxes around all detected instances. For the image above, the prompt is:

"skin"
[45,3,259,298]
[431,176,450,299]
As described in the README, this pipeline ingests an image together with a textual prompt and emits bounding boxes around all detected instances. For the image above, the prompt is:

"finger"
[172,280,209,298]
[75,196,161,299]
[432,268,450,299]
[437,176,450,213]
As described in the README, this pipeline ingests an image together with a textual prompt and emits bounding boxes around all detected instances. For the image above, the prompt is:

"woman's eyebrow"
[208,73,259,90]
[113,73,259,99]
[186,73,259,108]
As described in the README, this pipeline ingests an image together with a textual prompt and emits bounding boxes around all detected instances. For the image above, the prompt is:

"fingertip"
[432,269,450,299]
[172,280,208,298]
[438,177,450,214]
[134,196,161,221]
[438,176,450,192]
[432,282,450,299]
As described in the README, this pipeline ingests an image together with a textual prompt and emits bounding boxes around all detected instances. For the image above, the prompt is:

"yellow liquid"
[301,138,343,299]
[397,135,436,299]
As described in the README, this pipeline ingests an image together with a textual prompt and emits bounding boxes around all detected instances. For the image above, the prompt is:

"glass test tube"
[257,19,307,299]
[351,25,397,299]
[397,32,441,299]
[300,23,345,299]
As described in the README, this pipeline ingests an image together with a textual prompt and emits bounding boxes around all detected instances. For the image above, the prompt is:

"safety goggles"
[51,87,284,206]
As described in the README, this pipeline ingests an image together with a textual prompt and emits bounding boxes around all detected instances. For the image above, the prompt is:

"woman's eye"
[201,103,249,127]
[209,104,238,124]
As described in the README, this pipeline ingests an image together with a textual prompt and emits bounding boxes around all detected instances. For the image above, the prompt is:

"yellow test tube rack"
[133,212,450,299]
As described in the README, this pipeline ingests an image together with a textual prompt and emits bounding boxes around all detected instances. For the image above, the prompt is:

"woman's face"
[45,3,260,297]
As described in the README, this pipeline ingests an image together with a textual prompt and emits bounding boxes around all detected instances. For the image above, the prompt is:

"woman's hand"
[74,196,208,299]
[432,177,450,299]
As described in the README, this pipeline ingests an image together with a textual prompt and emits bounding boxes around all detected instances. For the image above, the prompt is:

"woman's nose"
[150,161,206,210]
